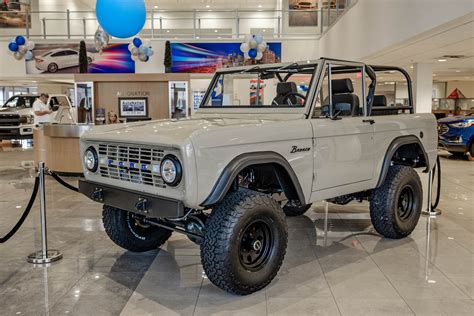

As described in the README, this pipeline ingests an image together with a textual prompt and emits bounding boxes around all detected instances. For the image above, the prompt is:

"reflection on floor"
[0,148,472,315]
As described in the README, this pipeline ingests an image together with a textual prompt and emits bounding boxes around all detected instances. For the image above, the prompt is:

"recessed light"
[432,74,437,76]
[438,59,447,62]
[455,70,461,73]
[166,29,170,32]
[196,36,200,39]
[258,4,262,8]
[154,5,158,9]
[410,65,414,69]
[262,29,266,32]
[206,5,210,8]
[214,29,218,33]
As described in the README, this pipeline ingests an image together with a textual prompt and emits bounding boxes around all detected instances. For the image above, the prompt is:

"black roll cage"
[199,58,414,115]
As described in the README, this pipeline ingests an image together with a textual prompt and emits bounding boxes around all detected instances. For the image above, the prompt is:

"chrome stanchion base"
[27,250,63,264]
[422,209,442,216]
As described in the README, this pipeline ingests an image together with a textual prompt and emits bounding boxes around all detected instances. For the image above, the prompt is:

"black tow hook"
[135,198,149,214]
[91,188,104,202]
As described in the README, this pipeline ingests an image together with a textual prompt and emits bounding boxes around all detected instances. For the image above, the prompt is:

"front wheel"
[370,166,422,239]
[47,63,58,73]
[201,191,288,295]
[102,205,172,252]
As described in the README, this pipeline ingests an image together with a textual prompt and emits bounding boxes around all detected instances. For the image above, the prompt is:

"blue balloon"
[96,0,146,39]
[15,36,26,45]
[8,42,19,52]
[254,35,263,45]
[248,48,257,59]
[138,44,147,54]
[24,51,33,61]
[133,37,142,48]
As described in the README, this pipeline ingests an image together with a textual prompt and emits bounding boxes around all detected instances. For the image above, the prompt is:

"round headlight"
[84,146,98,172]
[160,155,182,186]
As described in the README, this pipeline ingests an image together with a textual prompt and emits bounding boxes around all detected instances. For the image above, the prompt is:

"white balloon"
[25,40,35,51]
[18,45,27,54]
[131,47,139,56]
[138,53,148,62]
[244,34,252,43]
[13,51,24,60]
[249,39,258,49]
[244,51,250,59]
[257,43,267,52]
[24,50,33,60]
[240,42,249,53]
[128,43,135,51]
[256,51,263,60]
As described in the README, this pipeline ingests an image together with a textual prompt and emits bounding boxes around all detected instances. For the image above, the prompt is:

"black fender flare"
[376,135,430,188]
[200,151,305,207]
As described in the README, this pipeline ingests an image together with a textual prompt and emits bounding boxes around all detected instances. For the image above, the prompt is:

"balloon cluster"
[7,36,35,61]
[128,37,153,62]
[94,27,110,54]
[240,35,267,60]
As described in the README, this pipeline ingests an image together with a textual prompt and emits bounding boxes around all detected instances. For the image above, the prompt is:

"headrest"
[332,79,354,94]
[277,82,297,95]
[373,95,387,107]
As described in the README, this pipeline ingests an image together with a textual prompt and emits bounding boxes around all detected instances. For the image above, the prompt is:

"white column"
[413,63,433,113]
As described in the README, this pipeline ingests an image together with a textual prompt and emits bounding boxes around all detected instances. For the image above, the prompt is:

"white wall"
[319,0,474,60]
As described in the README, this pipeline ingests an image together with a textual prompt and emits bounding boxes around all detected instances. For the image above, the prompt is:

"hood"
[0,107,32,115]
[82,117,286,146]
[438,115,474,124]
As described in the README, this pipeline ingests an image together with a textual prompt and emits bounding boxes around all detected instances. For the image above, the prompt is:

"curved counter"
[34,124,94,175]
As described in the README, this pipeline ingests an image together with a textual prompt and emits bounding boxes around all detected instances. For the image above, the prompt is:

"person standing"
[33,93,52,124]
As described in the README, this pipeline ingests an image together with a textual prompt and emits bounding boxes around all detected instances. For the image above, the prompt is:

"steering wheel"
[283,92,306,106]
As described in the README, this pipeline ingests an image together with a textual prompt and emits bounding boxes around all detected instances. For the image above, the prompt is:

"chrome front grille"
[437,123,449,135]
[98,143,166,188]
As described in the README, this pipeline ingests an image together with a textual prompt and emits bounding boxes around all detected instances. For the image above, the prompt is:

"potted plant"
[164,40,172,73]
[79,40,88,73]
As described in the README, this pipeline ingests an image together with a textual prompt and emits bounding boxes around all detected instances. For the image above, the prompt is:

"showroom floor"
[0,147,472,316]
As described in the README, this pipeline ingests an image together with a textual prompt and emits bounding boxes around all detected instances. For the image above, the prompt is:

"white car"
[35,48,94,73]
[293,1,317,9]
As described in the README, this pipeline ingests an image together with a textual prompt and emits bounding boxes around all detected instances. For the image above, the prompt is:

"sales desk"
[33,124,93,175]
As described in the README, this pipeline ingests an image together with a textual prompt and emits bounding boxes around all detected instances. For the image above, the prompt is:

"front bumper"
[438,140,467,153]
[0,125,34,140]
[79,179,184,218]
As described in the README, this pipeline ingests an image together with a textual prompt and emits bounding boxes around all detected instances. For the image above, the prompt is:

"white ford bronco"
[79,58,437,295]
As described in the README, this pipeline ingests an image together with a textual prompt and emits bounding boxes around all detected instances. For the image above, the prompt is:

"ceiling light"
[196,36,200,39]
[166,29,170,32]
[214,29,218,33]
[206,5,210,8]
[154,5,158,9]
[410,65,414,69]
[432,74,437,76]
[438,59,447,62]
[455,70,461,73]
[258,5,262,8]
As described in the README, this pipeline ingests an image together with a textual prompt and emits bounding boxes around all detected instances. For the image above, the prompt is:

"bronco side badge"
[290,146,310,153]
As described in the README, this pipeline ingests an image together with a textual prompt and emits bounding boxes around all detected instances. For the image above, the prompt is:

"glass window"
[202,65,317,108]
[4,96,18,108]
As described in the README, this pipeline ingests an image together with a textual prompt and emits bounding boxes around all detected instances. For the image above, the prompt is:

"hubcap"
[239,219,273,271]
[397,185,415,221]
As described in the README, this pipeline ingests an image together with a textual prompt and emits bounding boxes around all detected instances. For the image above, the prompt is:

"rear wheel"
[370,166,422,239]
[201,190,288,295]
[102,205,172,252]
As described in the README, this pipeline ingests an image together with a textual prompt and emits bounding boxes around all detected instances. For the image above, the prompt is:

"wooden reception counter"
[33,124,94,174]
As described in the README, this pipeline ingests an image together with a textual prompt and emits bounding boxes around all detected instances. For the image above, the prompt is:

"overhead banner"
[171,42,282,73]
[25,43,135,74]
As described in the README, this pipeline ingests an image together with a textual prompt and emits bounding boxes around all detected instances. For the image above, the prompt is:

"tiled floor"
[0,147,472,316]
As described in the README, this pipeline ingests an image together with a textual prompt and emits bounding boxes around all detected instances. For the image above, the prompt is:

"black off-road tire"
[201,190,288,295]
[283,200,312,216]
[370,166,422,239]
[102,205,172,252]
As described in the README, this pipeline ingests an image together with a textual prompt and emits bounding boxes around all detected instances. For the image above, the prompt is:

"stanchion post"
[27,162,63,264]
[422,167,441,216]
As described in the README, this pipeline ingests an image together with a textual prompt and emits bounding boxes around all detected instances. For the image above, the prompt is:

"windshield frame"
[197,61,322,115]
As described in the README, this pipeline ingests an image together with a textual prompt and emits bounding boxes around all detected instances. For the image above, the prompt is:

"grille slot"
[437,123,449,135]
[97,143,166,188]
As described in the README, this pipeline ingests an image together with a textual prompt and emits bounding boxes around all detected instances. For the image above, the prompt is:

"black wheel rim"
[239,219,273,271]
[397,185,415,221]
